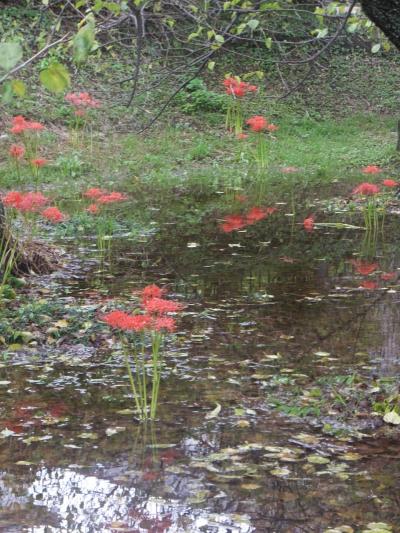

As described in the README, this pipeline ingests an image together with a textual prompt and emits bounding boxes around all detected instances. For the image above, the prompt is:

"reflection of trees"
[376,298,400,377]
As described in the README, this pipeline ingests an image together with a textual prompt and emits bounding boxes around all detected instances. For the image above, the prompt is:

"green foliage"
[0,42,22,71]
[175,78,227,114]
[39,63,70,93]
[73,16,96,64]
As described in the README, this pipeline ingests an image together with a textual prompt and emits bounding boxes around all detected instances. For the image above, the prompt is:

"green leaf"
[11,79,26,97]
[73,21,95,63]
[0,42,23,71]
[247,19,259,31]
[39,63,71,93]
[2,81,14,103]
[207,60,215,71]
[371,43,381,53]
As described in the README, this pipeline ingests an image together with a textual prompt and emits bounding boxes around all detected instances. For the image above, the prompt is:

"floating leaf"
[205,402,221,420]
[307,454,330,465]
[383,410,400,425]
[77,432,98,440]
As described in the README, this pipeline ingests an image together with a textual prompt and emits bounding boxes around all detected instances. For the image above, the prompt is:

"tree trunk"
[360,0,400,50]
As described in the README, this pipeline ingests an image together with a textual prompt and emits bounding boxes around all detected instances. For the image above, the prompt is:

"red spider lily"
[246,206,268,224]
[42,206,65,223]
[362,165,382,175]
[65,92,100,108]
[352,182,380,196]
[223,77,257,98]
[86,204,100,214]
[18,192,48,212]
[381,272,397,281]
[141,284,165,301]
[2,191,23,208]
[10,116,44,134]
[360,280,378,290]
[83,187,106,199]
[143,298,183,315]
[97,192,128,204]
[246,115,268,132]
[383,179,397,188]
[9,144,25,159]
[350,259,378,275]
[153,316,176,332]
[102,310,152,331]
[303,216,314,232]
[31,158,47,167]
[74,109,86,117]
[220,214,246,233]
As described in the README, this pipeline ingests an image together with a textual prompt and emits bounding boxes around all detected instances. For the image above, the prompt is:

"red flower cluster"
[246,115,278,133]
[10,115,44,134]
[42,206,65,223]
[3,191,48,212]
[9,144,25,159]
[352,182,380,196]
[31,158,47,168]
[223,77,257,98]
[83,188,128,213]
[102,285,183,334]
[383,179,397,188]
[362,165,382,175]
[220,206,277,233]
[65,92,100,114]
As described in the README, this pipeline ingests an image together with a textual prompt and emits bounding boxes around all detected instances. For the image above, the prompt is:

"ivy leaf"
[39,63,71,93]
[11,79,27,97]
[73,21,96,63]
[0,42,23,71]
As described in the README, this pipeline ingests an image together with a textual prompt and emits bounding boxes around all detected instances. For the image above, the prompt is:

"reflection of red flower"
[381,272,397,281]
[383,179,397,188]
[143,298,183,315]
[246,207,268,224]
[351,260,378,275]
[153,316,176,332]
[362,165,382,175]
[352,182,380,196]
[142,284,165,301]
[360,280,378,290]
[303,216,314,232]
[220,214,246,233]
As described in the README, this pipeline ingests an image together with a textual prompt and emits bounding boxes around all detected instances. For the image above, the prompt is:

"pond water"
[1,214,400,532]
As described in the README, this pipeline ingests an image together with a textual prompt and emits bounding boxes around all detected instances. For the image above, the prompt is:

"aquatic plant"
[102,285,183,421]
